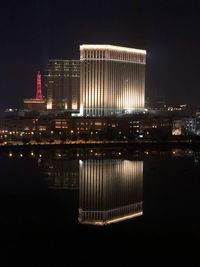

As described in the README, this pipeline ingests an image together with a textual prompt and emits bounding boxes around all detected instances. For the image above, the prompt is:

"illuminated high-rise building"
[45,60,80,111]
[79,159,143,225]
[80,44,146,116]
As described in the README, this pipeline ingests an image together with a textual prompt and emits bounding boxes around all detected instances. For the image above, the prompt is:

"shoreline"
[1,140,200,150]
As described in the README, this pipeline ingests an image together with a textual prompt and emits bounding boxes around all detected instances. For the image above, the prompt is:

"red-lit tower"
[23,70,45,111]
[36,71,43,100]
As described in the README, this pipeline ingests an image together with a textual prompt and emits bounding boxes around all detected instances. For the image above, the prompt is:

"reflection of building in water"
[79,160,143,225]
[45,160,79,189]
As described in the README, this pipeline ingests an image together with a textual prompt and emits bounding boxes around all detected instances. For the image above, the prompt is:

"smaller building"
[45,60,80,112]
[24,98,46,111]
[172,118,196,136]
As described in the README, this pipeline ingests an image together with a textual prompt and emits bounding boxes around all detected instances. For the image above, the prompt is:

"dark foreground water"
[0,147,200,266]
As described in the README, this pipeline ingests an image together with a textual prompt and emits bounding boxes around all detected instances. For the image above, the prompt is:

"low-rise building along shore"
[0,112,200,145]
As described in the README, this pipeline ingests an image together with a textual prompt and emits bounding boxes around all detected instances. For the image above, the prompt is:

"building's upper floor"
[45,60,80,78]
[80,44,146,64]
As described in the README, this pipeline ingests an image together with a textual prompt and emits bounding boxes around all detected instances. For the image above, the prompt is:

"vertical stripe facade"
[80,45,146,117]
[79,159,143,225]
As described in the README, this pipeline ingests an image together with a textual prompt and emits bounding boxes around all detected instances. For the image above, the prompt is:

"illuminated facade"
[36,71,43,100]
[79,159,143,225]
[80,44,146,116]
[45,60,80,111]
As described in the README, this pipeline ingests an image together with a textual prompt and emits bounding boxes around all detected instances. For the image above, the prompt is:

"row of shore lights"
[8,151,123,158]
[9,152,42,158]
[7,150,195,158]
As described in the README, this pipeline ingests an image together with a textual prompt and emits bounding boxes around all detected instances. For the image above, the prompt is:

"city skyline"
[2,1,200,265]
[1,1,200,108]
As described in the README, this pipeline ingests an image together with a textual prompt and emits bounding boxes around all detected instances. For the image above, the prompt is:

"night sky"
[1,0,200,108]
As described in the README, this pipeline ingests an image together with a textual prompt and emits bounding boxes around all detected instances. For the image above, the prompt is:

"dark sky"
[1,0,200,108]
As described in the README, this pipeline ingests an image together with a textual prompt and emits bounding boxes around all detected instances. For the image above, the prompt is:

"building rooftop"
[80,44,146,54]
[24,99,45,103]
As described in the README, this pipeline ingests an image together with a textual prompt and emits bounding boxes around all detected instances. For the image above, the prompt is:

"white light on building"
[80,44,146,116]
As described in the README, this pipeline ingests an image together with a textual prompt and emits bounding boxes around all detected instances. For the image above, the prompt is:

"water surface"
[0,147,200,265]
